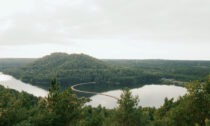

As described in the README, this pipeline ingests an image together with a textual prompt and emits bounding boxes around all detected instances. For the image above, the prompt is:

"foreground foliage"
[0,77,210,126]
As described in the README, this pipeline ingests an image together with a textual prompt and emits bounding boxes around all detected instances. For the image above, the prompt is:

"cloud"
[0,0,210,60]
[0,0,210,46]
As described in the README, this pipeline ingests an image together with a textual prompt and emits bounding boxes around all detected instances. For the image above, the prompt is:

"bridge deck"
[71,82,119,100]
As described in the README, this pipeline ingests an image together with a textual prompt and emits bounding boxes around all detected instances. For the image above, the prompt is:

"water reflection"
[0,72,187,108]
[0,72,48,97]
[86,85,187,109]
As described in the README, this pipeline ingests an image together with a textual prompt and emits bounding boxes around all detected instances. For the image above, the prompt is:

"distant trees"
[2,53,210,94]
[4,53,161,91]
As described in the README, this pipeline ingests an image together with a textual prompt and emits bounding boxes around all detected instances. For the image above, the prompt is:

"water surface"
[0,72,187,108]
[0,72,48,97]
[86,85,187,109]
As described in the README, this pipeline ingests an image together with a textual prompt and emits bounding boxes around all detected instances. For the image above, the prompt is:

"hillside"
[104,59,210,81]
[5,53,160,90]
[29,53,110,70]
[3,54,210,91]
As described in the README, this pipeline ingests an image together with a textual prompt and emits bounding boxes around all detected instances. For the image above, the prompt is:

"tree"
[206,119,210,126]
[154,77,210,126]
[33,78,85,126]
[115,88,146,126]
[186,79,210,125]
[154,98,174,120]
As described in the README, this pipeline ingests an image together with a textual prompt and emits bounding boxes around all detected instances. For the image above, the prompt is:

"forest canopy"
[1,53,210,91]
[0,76,209,126]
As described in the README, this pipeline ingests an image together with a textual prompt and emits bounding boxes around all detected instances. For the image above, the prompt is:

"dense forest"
[0,77,209,126]
[1,53,210,92]
[104,59,210,81]
[1,53,161,90]
[0,58,35,71]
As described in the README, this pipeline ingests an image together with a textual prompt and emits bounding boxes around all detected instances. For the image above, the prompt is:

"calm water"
[0,72,187,108]
[86,85,187,108]
[0,72,48,97]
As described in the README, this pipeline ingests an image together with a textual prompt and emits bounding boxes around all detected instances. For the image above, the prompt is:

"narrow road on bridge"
[71,82,119,100]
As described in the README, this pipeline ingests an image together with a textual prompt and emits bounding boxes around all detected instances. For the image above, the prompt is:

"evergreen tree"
[115,88,145,126]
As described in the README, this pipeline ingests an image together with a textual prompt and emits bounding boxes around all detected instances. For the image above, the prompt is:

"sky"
[0,0,210,60]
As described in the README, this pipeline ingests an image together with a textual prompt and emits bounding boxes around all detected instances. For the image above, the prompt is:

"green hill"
[5,53,160,90]
[29,53,110,70]
[3,53,210,91]
[104,59,210,81]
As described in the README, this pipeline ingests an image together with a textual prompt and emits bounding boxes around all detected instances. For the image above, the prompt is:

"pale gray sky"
[0,0,210,60]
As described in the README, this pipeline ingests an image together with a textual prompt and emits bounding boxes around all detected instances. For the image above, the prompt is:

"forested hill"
[104,59,210,82]
[30,53,110,70]
[2,53,210,91]
[4,53,160,90]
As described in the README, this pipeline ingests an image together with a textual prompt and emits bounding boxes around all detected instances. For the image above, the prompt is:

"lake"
[86,85,187,108]
[0,72,187,108]
[0,72,48,97]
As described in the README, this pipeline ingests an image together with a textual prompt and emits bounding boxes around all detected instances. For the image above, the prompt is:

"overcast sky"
[0,0,210,60]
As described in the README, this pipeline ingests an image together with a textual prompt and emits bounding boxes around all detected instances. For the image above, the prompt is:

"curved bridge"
[71,82,119,100]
